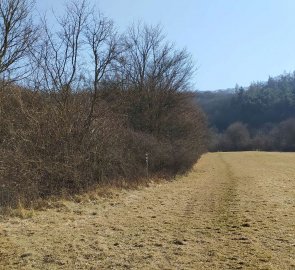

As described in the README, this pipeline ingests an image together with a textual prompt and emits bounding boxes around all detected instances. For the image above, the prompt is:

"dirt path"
[0,152,295,269]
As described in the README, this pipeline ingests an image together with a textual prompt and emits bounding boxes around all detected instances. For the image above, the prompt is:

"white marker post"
[145,152,149,178]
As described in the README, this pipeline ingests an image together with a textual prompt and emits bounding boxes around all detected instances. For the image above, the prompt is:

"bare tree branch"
[0,0,37,83]
[84,11,119,129]
[118,23,194,93]
[31,0,89,104]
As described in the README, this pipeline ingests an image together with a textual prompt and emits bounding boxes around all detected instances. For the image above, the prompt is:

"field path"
[1,152,295,269]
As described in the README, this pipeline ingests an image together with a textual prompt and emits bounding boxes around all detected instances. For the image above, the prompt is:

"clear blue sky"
[35,0,295,91]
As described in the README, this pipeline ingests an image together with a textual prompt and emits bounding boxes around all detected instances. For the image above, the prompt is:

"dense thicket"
[196,73,295,151]
[0,0,207,207]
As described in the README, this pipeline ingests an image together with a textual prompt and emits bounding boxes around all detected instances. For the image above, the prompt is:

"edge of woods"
[0,0,208,212]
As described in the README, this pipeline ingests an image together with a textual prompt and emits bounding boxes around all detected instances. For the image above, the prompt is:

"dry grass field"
[0,152,295,269]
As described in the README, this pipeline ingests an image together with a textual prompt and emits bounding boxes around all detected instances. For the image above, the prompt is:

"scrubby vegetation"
[0,0,208,207]
[197,73,295,151]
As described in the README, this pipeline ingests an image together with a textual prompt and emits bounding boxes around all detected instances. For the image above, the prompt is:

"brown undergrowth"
[0,84,207,209]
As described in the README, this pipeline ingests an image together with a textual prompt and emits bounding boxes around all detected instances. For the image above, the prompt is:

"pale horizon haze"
[35,0,295,91]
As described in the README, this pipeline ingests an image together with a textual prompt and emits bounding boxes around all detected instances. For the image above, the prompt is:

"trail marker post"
[145,152,149,178]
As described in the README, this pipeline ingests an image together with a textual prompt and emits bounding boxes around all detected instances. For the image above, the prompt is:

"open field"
[0,152,295,269]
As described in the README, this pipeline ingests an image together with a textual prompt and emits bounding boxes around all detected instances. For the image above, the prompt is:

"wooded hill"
[196,73,295,151]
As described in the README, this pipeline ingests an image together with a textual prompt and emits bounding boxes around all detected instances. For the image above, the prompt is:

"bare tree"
[119,23,194,93]
[32,0,119,112]
[84,11,119,129]
[32,0,89,105]
[0,0,37,82]
[116,23,195,135]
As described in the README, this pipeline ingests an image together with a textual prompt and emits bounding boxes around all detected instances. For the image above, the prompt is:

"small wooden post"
[145,152,149,178]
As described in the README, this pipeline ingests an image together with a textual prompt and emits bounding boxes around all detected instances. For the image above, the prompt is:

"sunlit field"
[1,152,294,269]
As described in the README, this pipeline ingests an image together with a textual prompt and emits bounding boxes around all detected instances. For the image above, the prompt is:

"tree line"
[196,73,295,151]
[0,0,208,207]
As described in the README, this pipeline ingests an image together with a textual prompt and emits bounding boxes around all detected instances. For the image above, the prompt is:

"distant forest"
[196,72,295,151]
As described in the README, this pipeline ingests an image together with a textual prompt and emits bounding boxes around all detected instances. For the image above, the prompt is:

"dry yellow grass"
[0,152,295,269]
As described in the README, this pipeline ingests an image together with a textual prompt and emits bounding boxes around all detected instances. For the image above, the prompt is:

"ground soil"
[0,152,295,269]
